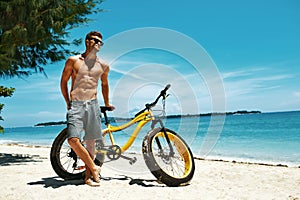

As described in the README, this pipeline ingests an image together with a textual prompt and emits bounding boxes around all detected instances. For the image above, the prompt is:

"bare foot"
[85,178,100,187]
[91,166,101,183]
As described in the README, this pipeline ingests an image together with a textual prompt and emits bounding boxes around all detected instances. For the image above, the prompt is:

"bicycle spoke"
[65,158,73,172]
[151,132,191,179]
[170,158,185,176]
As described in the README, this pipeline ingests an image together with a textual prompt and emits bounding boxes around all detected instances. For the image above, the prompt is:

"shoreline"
[0,144,299,199]
[194,157,299,168]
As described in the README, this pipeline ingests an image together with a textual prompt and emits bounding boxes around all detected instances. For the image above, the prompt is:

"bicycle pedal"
[129,157,137,165]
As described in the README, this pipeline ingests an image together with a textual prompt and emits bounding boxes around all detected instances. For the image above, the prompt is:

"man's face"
[87,36,103,52]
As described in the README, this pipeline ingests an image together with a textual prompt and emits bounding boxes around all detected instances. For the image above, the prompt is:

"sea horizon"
[4,109,300,129]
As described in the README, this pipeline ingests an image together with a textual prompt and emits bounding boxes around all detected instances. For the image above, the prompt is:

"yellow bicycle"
[50,84,195,186]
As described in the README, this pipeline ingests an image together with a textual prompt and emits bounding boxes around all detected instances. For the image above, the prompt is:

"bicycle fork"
[151,119,175,157]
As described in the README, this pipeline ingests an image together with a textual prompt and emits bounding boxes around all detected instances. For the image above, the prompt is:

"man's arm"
[60,58,73,110]
[101,66,113,108]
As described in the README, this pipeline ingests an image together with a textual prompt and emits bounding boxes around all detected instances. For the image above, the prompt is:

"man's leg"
[85,139,101,182]
[68,137,100,185]
[85,139,96,160]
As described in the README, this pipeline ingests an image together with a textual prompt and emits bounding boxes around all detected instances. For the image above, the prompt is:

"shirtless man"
[60,31,114,187]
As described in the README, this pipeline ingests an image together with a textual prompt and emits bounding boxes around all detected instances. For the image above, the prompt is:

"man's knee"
[68,137,80,145]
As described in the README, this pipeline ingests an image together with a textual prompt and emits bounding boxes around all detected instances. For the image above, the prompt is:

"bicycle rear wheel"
[50,128,85,180]
[142,128,195,186]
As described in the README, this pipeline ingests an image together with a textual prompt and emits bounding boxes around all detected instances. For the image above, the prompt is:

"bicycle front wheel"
[142,128,195,186]
[50,128,85,180]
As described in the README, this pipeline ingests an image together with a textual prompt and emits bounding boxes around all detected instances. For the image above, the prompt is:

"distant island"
[166,110,262,118]
[34,110,261,126]
[34,121,67,127]
[34,117,126,127]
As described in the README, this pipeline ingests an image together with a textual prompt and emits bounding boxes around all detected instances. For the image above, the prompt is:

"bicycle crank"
[106,145,122,160]
[104,145,137,165]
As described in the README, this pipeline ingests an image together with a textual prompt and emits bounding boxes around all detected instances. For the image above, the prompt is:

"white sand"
[0,144,300,200]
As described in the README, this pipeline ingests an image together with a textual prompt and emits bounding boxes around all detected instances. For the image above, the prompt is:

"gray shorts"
[67,99,102,141]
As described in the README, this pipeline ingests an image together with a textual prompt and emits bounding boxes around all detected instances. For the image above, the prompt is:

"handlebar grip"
[100,106,113,113]
[161,84,171,95]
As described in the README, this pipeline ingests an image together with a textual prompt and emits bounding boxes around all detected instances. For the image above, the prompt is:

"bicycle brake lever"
[162,93,170,100]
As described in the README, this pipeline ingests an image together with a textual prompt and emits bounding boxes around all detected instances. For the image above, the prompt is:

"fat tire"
[142,128,195,186]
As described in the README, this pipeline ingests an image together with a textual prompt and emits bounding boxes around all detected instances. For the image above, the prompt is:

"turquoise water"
[1,111,300,166]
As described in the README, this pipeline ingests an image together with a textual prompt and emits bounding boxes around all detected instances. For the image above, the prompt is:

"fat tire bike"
[50,84,195,186]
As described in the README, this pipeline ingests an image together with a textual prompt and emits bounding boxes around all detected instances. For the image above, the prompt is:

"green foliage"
[0,0,104,78]
[0,86,15,97]
[0,0,104,131]
[0,86,15,133]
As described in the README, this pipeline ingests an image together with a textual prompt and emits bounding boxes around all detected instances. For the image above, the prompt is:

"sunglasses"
[89,38,104,46]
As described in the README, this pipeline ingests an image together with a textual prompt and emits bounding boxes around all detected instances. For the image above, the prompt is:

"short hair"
[85,31,103,41]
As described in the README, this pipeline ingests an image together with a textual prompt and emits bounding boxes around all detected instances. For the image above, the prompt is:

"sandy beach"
[0,144,299,200]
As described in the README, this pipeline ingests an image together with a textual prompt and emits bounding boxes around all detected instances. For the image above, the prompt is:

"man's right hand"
[106,104,115,111]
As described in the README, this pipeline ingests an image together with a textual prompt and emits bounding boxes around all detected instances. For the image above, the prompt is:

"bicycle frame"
[93,84,172,161]
[100,109,155,153]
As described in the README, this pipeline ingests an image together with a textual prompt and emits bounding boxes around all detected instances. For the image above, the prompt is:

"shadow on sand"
[0,153,44,166]
[27,175,165,188]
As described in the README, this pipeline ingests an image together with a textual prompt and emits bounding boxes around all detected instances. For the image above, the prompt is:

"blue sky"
[1,0,300,127]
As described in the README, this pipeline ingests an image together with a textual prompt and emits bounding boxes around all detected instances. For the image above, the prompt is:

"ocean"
[1,111,300,167]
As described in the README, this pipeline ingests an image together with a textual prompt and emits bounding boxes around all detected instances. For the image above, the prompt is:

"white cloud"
[293,92,300,98]
[252,74,293,82]
[28,111,65,118]
[222,67,267,79]
[109,63,203,117]
[222,66,294,99]
[216,65,300,112]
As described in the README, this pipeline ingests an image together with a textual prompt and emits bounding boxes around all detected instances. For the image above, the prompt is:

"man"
[60,31,114,187]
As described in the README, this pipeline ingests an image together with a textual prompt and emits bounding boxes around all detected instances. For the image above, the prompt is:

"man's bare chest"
[73,60,104,78]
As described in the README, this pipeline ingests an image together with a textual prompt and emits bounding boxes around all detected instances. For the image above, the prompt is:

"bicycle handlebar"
[135,84,171,117]
[146,84,171,108]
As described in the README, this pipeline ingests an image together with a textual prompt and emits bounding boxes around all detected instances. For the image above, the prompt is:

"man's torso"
[70,55,106,101]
